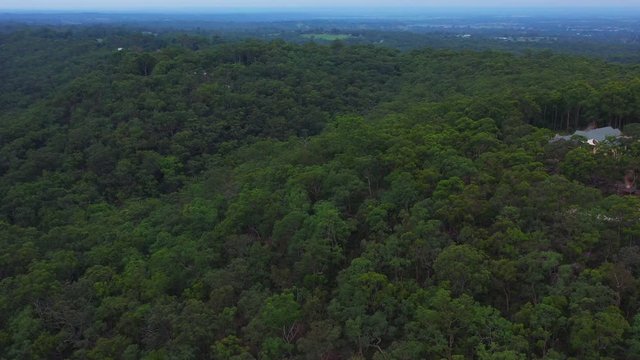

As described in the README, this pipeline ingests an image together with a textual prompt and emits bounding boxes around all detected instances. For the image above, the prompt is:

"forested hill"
[1,28,640,359]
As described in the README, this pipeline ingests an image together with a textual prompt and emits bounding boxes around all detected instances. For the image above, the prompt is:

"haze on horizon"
[1,0,637,11]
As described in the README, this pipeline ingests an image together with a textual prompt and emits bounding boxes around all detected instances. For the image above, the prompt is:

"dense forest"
[2,28,640,359]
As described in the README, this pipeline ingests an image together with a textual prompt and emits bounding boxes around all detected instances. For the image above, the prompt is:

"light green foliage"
[301,33,353,41]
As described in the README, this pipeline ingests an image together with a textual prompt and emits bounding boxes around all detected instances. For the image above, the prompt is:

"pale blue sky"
[1,0,636,11]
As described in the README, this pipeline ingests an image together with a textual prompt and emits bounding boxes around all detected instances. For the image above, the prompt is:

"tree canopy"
[1,27,640,359]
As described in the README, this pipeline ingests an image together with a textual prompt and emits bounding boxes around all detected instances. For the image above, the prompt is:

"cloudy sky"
[1,0,635,10]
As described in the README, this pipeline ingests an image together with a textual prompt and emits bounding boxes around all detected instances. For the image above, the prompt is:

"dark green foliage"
[1,27,640,359]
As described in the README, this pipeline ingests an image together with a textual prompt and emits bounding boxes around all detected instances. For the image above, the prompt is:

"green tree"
[434,244,490,296]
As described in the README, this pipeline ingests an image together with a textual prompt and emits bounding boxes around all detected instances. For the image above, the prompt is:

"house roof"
[552,126,622,143]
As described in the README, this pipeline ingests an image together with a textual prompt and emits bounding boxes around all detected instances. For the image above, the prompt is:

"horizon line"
[3,5,640,12]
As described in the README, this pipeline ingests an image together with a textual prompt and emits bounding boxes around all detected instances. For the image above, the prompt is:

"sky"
[1,0,638,11]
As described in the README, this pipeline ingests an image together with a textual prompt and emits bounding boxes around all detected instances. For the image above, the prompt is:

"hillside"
[1,28,640,359]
